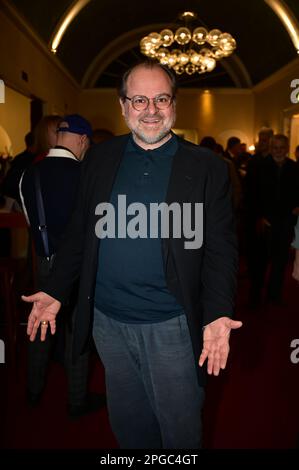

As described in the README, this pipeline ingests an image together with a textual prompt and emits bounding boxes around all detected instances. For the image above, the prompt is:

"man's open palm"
[199,316,242,376]
[22,292,61,341]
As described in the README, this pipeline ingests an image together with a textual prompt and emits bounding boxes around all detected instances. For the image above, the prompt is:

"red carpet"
[203,261,299,449]
[2,259,299,449]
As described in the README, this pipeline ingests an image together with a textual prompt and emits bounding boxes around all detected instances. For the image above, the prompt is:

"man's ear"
[119,98,126,117]
[80,134,88,149]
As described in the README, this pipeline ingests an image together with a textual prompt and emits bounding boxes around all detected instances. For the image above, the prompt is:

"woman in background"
[34,115,62,162]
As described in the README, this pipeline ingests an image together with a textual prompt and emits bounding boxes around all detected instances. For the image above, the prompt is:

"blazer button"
[87,296,90,300]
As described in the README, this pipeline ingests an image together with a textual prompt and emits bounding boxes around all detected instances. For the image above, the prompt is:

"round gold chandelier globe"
[140,11,237,75]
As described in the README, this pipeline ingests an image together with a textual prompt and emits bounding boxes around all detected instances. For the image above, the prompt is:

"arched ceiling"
[10,0,299,88]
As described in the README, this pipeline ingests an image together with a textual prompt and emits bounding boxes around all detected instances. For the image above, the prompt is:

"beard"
[132,127,172,145]
[124,109,176,146]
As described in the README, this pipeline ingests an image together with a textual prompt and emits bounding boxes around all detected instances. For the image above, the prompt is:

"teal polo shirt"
[94,134,184,323]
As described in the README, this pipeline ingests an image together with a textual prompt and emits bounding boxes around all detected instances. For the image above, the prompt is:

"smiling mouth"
[141,119,161,124]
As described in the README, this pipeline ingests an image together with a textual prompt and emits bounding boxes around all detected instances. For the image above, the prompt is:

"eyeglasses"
[124,94,174,111]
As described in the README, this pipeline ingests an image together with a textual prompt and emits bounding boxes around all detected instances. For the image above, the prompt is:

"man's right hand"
[22,292,61,342]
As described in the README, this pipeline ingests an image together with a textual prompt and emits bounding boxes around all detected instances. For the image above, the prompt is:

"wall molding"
[253,56,299,92]
[1,0,80,90]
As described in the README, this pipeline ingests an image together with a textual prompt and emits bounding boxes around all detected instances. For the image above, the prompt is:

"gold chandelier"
[140,11,237,75]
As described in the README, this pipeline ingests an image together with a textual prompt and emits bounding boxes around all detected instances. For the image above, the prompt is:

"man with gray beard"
[23,61,241,449]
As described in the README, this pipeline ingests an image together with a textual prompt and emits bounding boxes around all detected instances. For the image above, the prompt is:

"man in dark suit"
[23,61,241,449]
[245,134,299,306]
[20,115,105,418]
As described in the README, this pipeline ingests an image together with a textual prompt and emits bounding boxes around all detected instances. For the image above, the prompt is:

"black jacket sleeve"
[201,158,238,325]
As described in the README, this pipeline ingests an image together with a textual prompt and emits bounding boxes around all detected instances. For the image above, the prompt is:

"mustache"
[139,112,163,120]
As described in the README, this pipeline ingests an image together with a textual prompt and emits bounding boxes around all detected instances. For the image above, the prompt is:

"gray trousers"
[93,309,205,449]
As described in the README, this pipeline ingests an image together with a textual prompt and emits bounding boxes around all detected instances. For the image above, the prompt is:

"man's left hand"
[199,316,242,376]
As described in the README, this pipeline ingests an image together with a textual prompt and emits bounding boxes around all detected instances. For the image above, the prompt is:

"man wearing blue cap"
[20,114,105,418]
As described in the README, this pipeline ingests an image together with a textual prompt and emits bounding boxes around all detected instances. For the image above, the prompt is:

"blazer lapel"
[163,139,198,262]
[89,135,129,262]
[165,142,196,206]
[92,134,130,205]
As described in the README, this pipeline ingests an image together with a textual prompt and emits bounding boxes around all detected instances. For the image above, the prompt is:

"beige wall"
[0,86,31,156]
[175,89,255,147]
[78,89,127,135]
[79,88,255,148]
[0,6,79,116]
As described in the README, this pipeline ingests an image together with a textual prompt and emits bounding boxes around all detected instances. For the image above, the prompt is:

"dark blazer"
[45,134,238,384]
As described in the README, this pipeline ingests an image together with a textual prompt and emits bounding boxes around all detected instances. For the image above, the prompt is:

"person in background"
[199,136,217,151]
[238,143,251,175]
[23,61,241,449]
[253,127,274,162]
[92,128,114,144]
[215,143,225,156]
[20,114,106,418]
[0,152,11,184]
[33,115,62,163]
[200,136,242,212]
[292,216,299,281]
[1,132,36,203]
[245,134,299,306]
[224,136,241,163]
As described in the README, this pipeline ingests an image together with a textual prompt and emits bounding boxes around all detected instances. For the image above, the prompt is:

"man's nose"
[147,99,158,113]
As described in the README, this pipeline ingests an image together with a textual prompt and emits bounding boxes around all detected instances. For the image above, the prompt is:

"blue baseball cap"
[57,114,92,138]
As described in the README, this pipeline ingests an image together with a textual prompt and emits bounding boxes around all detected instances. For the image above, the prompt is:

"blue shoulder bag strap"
[33,166,50,259]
